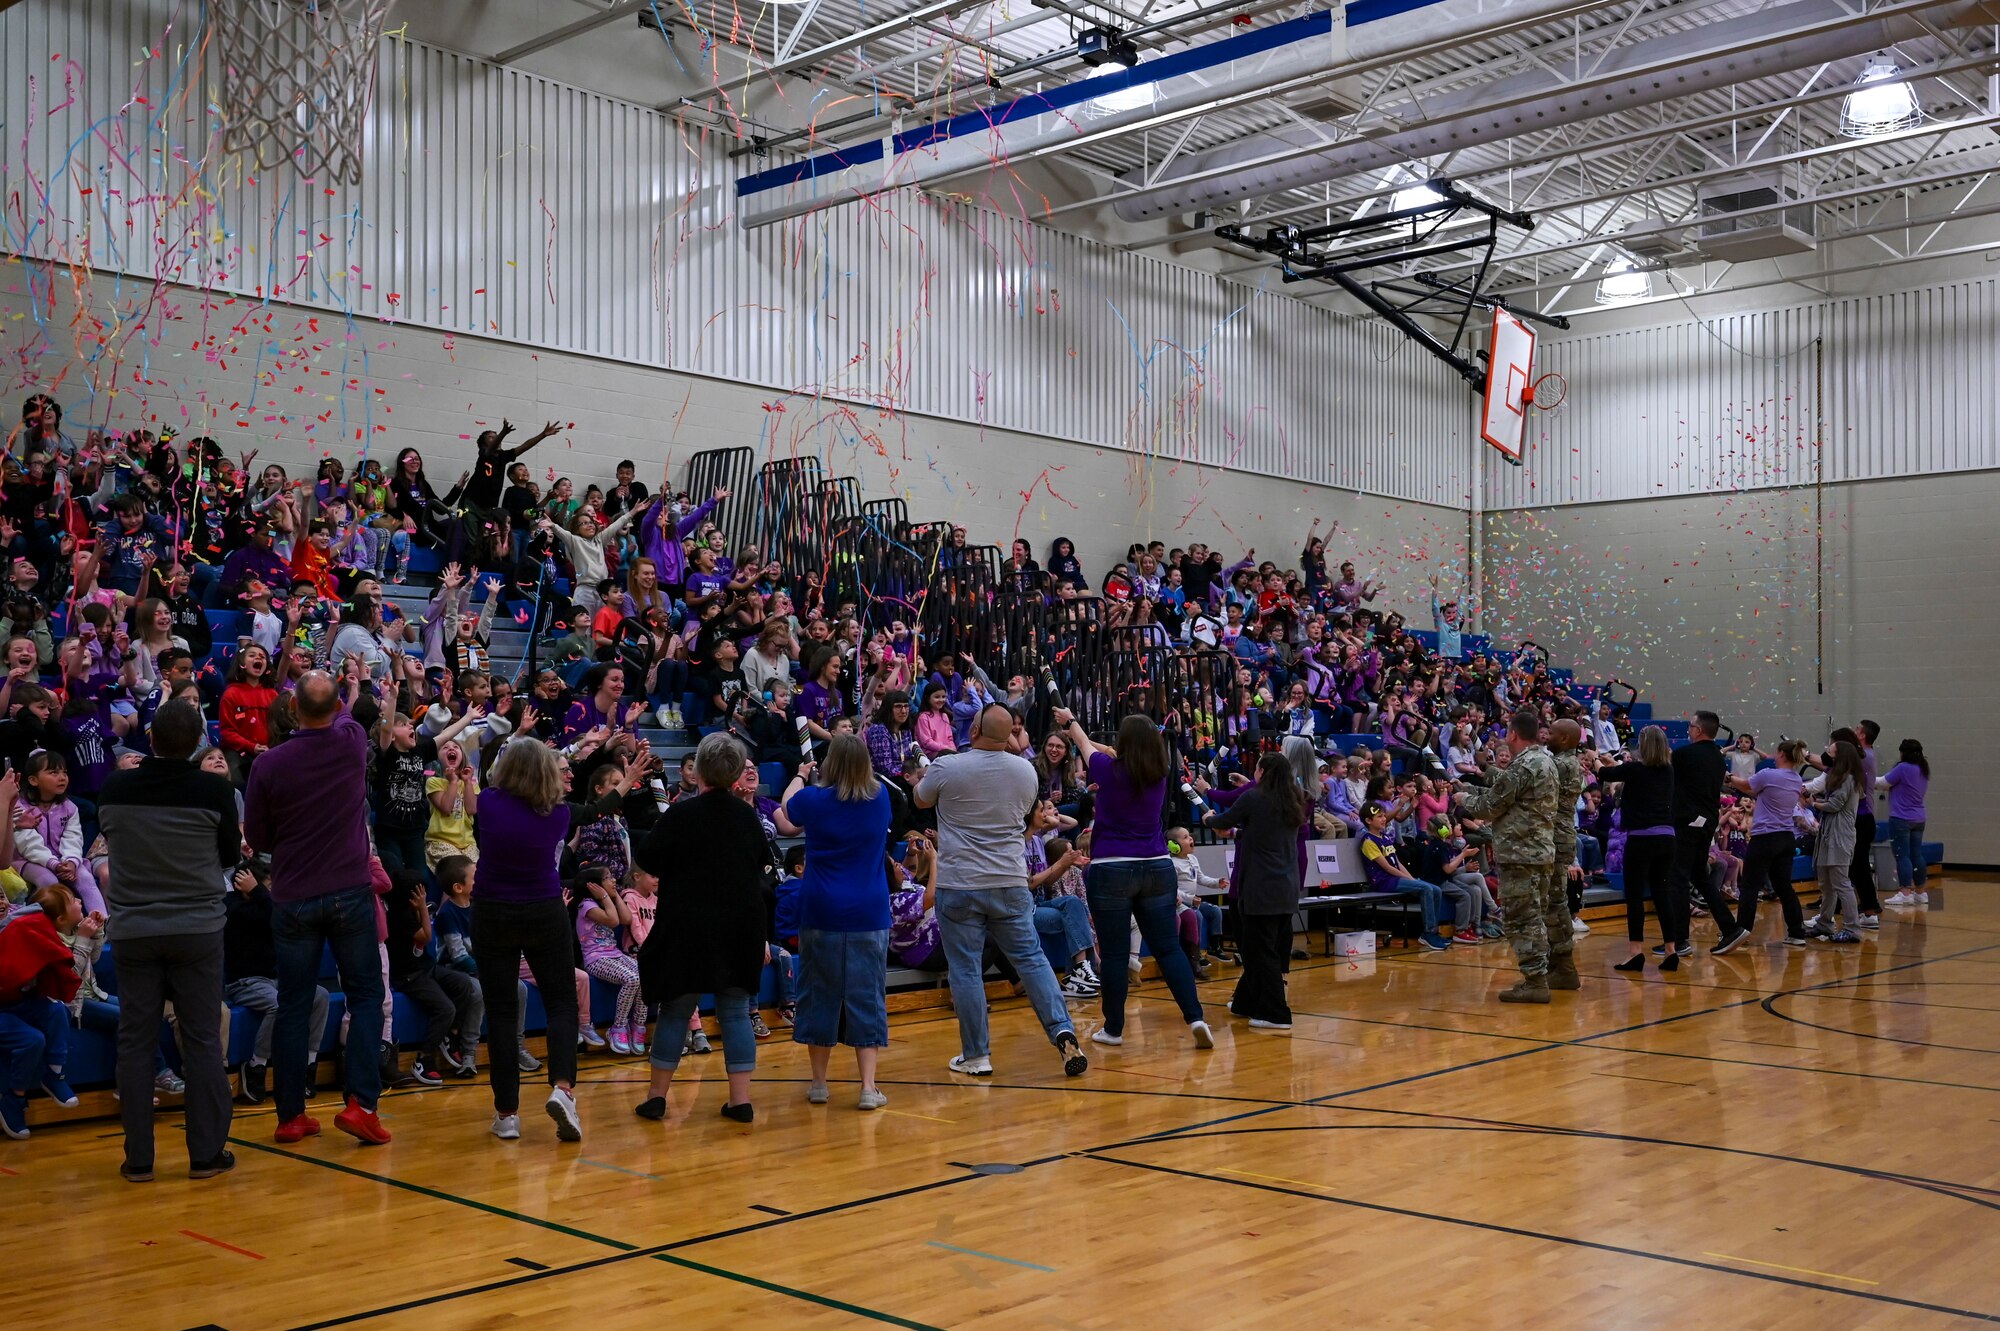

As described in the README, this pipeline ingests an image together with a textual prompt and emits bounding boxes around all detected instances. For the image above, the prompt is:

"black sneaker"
[240,1061,268,1103]
[408,1060,445,1088]
[188,1150,236,1180]
[1056,1031,1088,1077]
[1650,943,1694,958]
[1711,929,1750,956]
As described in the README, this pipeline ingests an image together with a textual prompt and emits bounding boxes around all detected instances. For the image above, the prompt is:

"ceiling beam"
[492,0,655,65]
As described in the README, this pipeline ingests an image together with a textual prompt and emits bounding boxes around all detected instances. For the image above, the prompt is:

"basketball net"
[210,0,391,185]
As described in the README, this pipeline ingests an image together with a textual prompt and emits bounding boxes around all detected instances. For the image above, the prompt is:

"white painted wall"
[1484,471,1996,863]
[3,269,1469,616]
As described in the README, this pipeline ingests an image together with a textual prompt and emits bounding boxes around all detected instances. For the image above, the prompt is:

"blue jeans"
[793,929,889,1048]
[936,887,1074,1060]
[1888,817,1928,889]
[274,886,384,1118]
[1085,859,1204,1036]
[0,996,67,1093]
[1403,878,1451,933]
[649,988,757,1074]
[1033,895,1094,971]
[1576,834,1602,873]
[1196,901,1224,948]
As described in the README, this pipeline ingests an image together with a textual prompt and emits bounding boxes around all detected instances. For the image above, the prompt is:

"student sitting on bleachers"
[223,861,328,1104]
[0,880,84,1138]
[384,868,484,1085]
[14,751,104,916]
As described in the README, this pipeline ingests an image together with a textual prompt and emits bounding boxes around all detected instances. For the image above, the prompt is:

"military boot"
[1546,954,1580,990]
[1498,975,1551,1004]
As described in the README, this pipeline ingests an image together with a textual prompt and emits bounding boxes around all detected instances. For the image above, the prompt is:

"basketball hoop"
[210,0,391,185]
[1524,371,1568,412]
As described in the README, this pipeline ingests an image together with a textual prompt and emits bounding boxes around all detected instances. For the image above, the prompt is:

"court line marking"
[878,1108,958,1124]
[1703,1252,1879,1285]
[1590,1070,1701,1088]
[577,1157,666,1181]
[924,1241,1056,1272]
[1094,1156,1996,1322]
[1761,991,2000,1056]
[223,937,2000,1327]
[180,1229,265,1260]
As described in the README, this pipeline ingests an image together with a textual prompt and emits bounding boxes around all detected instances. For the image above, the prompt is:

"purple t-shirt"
[473,786,572,902]
[1883,762,1928,822]
[1086,750,1168,859]
[798,681,843,731]
[1748,766,1802,837]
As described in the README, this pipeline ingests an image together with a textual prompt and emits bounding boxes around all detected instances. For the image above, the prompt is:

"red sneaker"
[334,1096,391,1145]
[274,1113,321,1144]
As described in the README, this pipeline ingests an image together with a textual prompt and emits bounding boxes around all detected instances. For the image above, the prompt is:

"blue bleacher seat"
[758,761,785,793]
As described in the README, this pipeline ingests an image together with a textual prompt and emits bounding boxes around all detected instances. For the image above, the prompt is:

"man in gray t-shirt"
[917,704,1086,1079]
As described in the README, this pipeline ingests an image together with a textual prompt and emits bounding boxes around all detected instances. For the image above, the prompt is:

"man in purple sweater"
[244,671,390,1146]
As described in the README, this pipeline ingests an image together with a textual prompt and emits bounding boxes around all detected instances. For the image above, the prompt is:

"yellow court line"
[1216,1166,1336,1192]
[877,1107,958,1124]
[1702,1252,1880,1286]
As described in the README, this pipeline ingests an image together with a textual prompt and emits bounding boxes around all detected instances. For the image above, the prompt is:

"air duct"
[1111,0,1996,223]
[735,0,1621,228]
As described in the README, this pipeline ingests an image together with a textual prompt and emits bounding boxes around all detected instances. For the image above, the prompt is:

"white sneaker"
[1248,1018,1293,1033]
[579,1026,608,1050]
[1858,913,1881,930]
[545,1086,582,1142]
[1885,890,1917,906]
[1089,1027,1123,1046]
[1191,1020,1215,1049]
[948,1054,993,1076]
[1803,914,1822,932]
[491,1113,521,1140]
[1914,891,1930,904]
[857,1089,888,1111]
[1075,959,1100,985]
[1571,917,1591,936]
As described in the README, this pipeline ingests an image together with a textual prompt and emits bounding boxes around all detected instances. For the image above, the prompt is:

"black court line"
[1167,1113,2000,1206]
[1089,1155,2000,1322]
[505,1258,549,1271]
[1591,1070,1703,1088]
[1761,992,2000,1056]
[748,1205,790,1217]
[233,936,2000,1326]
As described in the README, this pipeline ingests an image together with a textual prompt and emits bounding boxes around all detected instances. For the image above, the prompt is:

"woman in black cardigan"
[632,733,774,1123]
[1598,726,1680,973]
[1204,753,1307,1030]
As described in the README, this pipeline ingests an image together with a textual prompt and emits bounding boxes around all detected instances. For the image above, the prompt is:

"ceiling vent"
[1695,170,1816,262]
[1615,215,1684,261]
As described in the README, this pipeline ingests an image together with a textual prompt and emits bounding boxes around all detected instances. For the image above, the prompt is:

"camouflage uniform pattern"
[1540,746,1588,957]
[1457,745,1560,977]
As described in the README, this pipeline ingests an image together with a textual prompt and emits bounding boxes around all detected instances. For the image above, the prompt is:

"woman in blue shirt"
[782,733,895,1111]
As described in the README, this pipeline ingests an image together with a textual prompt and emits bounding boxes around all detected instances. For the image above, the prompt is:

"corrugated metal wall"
[1487,279,2000,510]
[0,0,1470,507]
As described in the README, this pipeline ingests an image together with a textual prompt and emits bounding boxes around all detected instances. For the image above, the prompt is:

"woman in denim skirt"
[782,733,896,1110]
[1049,707,1213,1052]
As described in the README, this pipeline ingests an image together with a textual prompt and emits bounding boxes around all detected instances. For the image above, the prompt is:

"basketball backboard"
[1480,308,1535,465]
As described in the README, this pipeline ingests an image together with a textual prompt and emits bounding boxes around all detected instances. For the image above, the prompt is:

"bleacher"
[45,448,1942,1099]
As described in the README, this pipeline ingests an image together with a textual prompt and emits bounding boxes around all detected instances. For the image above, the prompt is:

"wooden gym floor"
[10,875,1998,1330]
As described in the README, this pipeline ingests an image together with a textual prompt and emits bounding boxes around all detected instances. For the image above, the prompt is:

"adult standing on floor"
[1203,752,1306,1032]
[915,703,1088,1079]
[1546,719,1588,947]
[244,671,390,1146]
[1455,709,1563,1003]
[471,737,582,1143]
[1669,710,1740,954]
[97,700,237,1182]
[1851,719,1882,922]
[633,734,773,1124]
[1599,726,1680,974]
[782,733,897,1111]
[1726,739,1810,946]
[1050,707,1212,1051]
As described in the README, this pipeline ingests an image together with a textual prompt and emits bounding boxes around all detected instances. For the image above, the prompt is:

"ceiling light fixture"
[1840,60,1920,138]
[1087,81,1156,116]
[1594,255,1653,304]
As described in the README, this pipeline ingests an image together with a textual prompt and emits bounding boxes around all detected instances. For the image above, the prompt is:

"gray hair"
[1282,735,1322,801]
[695,731,748,791]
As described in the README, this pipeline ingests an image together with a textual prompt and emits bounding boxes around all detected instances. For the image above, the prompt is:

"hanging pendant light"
[1594,256,1653,304]
[1840,61,1920,138]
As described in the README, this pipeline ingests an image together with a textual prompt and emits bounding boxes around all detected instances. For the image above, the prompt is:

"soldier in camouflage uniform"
[1455,710,1559,1003]
[1542,718,1586,991]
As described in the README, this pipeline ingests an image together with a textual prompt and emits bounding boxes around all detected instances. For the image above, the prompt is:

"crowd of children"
[0,393,1937,1145]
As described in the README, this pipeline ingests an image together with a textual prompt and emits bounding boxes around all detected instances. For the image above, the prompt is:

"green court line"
[925,1241,1057,1272]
